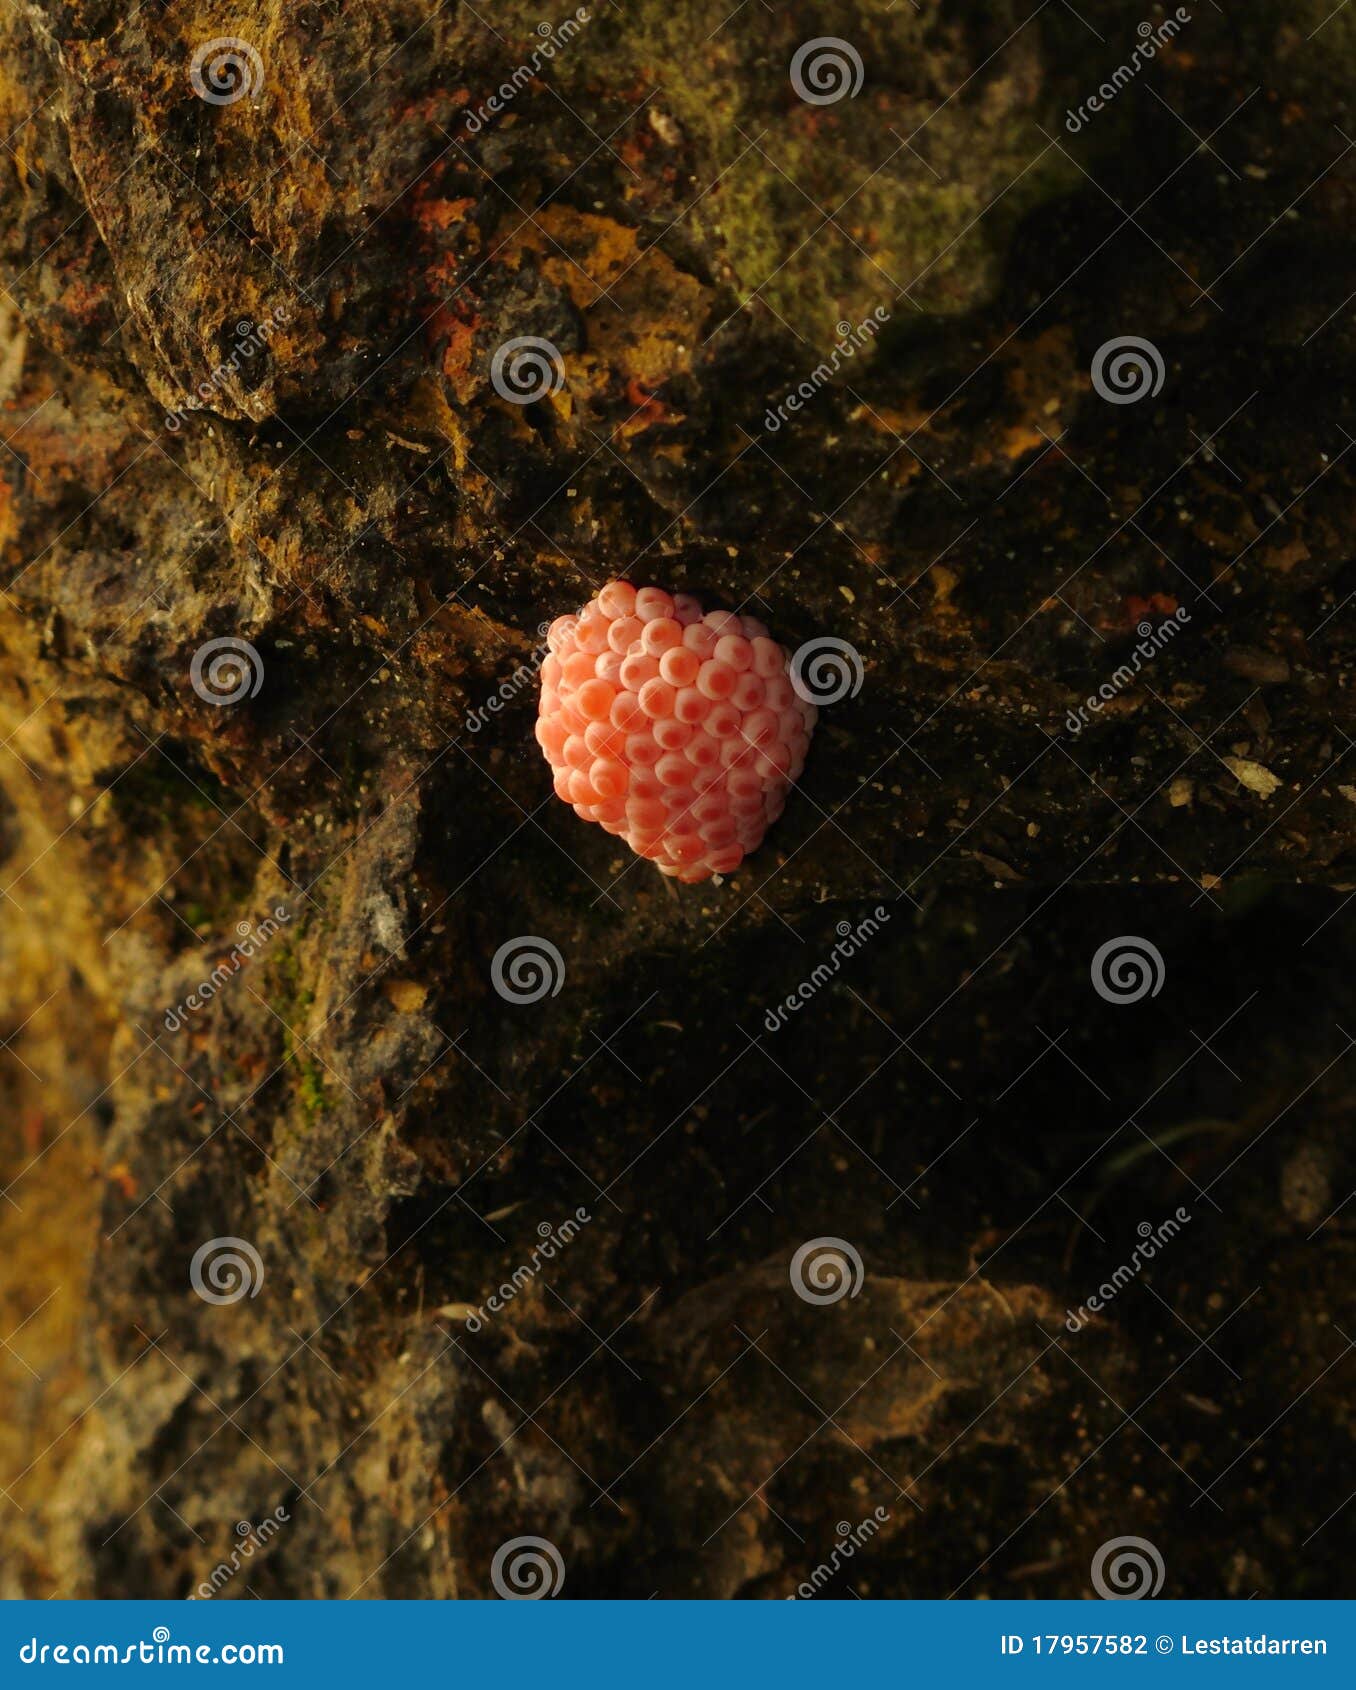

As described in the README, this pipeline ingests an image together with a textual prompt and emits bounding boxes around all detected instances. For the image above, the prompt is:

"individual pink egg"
[638,677,677,719]
[584,721,627,760]
[574,611,610,654]
[705,701,741,739]
[610,692,646,733]
[653,716,694,752]
[696,660,737,701]
[562,649,595,688]
[659,646,701,688]
[703,609,741,639]
[624,732,661,768]
[673,686,710,725]
[731,673,765,711]
[608,614,643,653]
[536,717,568,760]
[576,678,616,722]
[641,617,684,656]
[714,635,752,672]
[598,580,637,618]
[591,758,629,799]
[635,587,675,622]
[751,637,784,678]
[619,651,660,691]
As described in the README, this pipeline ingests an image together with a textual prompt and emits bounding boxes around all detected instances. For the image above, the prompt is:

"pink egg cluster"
[536,580,816,882]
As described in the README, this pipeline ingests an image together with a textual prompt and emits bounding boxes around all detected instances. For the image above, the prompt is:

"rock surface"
[1,0,1354,1599]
